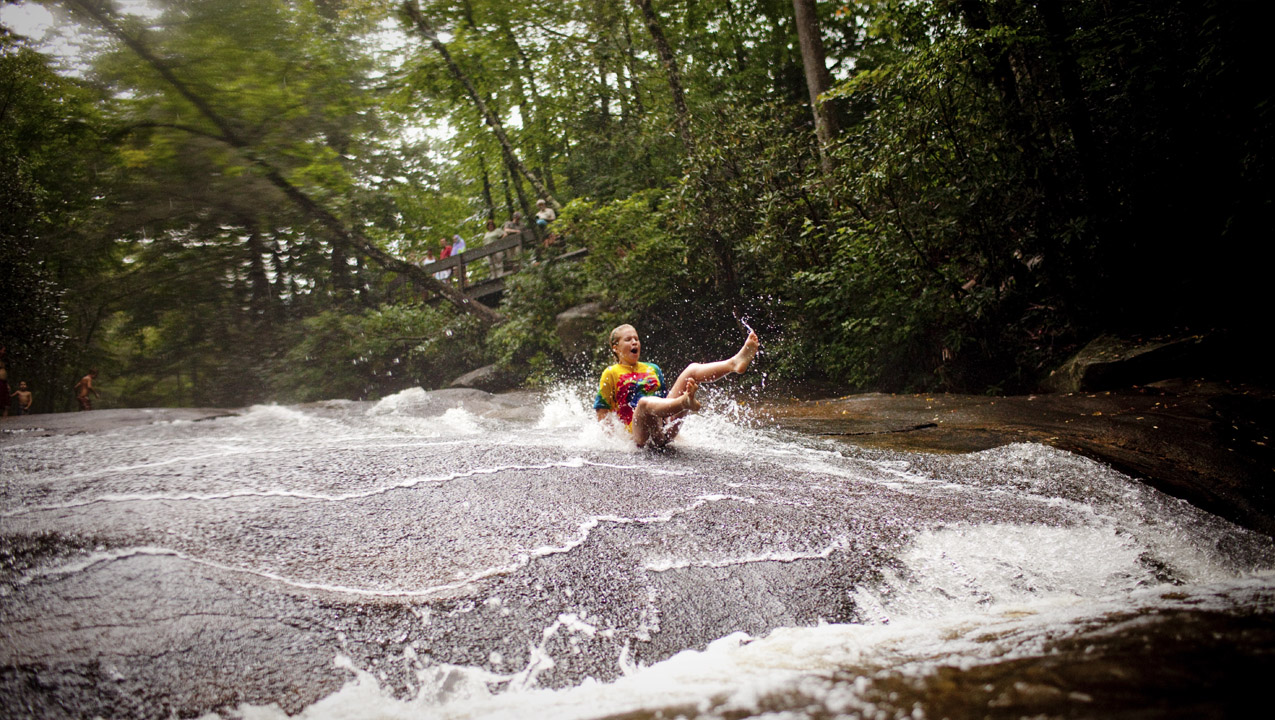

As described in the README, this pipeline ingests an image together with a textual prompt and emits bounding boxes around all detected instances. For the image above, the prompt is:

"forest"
[2,0,1269,413]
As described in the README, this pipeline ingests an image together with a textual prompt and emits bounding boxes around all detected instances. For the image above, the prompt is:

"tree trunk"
[723,0,748,75]
[620,16,646,118]
[1036,0,1106,216]
[330,238,354,300]
[66,0,505,325]
[500,157,514,219]
[479,154,495,221]
[403,0,560,210]
[597,50,612,129]
[792,0,839,171]
[512,35,558,198]
[270,237,290,317]
[630,0,695,154]
[245,226,274,325]
[505,151,532,227]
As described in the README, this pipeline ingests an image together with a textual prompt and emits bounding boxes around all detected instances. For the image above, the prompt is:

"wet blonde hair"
[608,324,636,362]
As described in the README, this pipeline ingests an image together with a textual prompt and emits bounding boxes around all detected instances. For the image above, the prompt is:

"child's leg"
[632,379,699,447]
[631,330,758,448]
[667,330,759,399]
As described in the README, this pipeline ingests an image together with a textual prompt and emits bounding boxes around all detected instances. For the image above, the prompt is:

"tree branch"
[62,0,506,325]
[401,0,560,210]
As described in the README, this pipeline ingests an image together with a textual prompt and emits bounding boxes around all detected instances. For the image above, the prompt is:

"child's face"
[613,327,641,365]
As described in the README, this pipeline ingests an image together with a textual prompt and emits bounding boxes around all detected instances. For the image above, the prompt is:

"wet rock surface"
[761,379,1275,538]
[1,388,1272,719]
[0,408,237,438]
[685,601,1275,720]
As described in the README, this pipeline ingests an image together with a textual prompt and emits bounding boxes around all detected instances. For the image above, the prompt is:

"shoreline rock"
[761,379,1274,538]
[0,408,238,437]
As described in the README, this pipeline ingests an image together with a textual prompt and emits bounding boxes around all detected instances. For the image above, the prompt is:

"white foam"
[436,407,483,436]
[526,388,633,453]
[362,388,488,437]
[234,403,324,427]
[529,382,796,456]
[672,406,772,454]
[852,524,1141,623]
[367,387,432,416]
[222,574,1275,720]
[535,386,593,430]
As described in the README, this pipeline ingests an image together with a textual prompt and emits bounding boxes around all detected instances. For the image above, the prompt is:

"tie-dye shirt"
[594,362,667,427]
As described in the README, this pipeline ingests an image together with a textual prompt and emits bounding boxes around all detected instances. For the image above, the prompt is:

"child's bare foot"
[681,378,702,412]
[731,330,759,373]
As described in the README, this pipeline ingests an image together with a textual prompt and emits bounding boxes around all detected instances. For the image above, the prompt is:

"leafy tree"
[274,301,485,401]
[1,28,119,411]
[7,0,1268,405]
[485,263,587,385]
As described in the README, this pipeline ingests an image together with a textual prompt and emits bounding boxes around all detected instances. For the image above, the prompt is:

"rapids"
[1,386,1272,719]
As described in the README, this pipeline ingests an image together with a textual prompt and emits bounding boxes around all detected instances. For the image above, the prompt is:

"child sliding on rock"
[594,324,759,448]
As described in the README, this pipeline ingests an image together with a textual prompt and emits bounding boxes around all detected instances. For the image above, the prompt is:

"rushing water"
[1,387,1272,719]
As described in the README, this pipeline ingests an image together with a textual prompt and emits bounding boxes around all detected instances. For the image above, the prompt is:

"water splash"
[6,389,1274,720]
[222,573,1275,720]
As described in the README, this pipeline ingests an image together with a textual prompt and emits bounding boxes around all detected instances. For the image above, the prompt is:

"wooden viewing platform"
[416,228,587,303]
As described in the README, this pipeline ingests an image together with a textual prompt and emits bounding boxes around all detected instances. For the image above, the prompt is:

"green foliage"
[551,190,750,375]
[9,0,1269,408]
[563,191,688,310]
[274,302,485,402]
[487,255,590,386]
[0,31,118,411]
[785,0,1272,392]
[784,228,960,390]
[798,5,1067,391]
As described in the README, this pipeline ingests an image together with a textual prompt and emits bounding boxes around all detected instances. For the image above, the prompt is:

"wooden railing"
[416,228,587,301]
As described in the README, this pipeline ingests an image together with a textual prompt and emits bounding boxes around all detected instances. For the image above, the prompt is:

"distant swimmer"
[12,381,32,415]
[0,347,8,418]
[594,324,759,449]
[75,369,100,411]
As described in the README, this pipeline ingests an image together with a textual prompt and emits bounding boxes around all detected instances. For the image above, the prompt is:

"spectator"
[435,237,452,281]
[535,199,560,249]
[535,199,556,228]
[481,219,502,244]
[0,348,9,417]
[451,234,468,282]
[501,212,524,238]
[481,219,505,275]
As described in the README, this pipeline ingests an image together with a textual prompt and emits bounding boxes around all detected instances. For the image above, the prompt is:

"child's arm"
[594,368,616,422]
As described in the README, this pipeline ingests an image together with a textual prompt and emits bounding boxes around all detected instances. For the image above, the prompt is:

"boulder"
[448,363,519,393]
[1042,334,1211,393]
[555,302,606,360]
